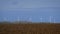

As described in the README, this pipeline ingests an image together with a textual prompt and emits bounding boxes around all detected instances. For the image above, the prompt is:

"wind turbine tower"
[53,18,55,23]
[50,16,52,23]
[3,17,7,21]
[17,16,20,22]
[49,16,53,23]
[29,17,32,22]
[40,16,43,22]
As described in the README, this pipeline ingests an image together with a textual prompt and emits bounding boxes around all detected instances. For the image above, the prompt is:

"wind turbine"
[49,16,53,23]
[40,16,43,22]
[53,17,56,23]
[49,16,52,23]
[3,17,7,21]
[17,16,20,22]
[29,17,32,22]
[24,16,27,22]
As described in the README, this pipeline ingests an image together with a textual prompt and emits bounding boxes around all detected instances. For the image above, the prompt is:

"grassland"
[0,22,60,34]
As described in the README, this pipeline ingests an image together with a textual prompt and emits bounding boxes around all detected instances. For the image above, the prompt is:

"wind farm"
[0,16,59,23]
[0,14,60,34]
[0,16,60,34]
[0,0,60,34]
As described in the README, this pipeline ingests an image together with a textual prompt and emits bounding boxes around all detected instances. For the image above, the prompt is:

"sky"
[0,0,60,23]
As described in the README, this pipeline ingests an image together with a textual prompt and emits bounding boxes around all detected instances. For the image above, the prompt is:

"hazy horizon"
[0,0,60,23]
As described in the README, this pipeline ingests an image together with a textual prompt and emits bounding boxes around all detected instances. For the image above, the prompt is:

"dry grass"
[0,23,60,34]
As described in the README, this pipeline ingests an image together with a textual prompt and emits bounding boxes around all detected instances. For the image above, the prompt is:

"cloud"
[0,0,60,11]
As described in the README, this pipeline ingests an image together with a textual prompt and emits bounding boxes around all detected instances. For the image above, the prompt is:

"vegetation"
[0,22,60,34]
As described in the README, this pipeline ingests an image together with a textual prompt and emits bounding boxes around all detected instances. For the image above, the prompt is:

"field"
[0,22,60,34]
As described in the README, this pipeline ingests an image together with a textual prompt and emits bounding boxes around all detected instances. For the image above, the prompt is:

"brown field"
[0,23,60,34]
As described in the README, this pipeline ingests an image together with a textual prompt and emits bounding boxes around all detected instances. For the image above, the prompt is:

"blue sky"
[0,0,60,23]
